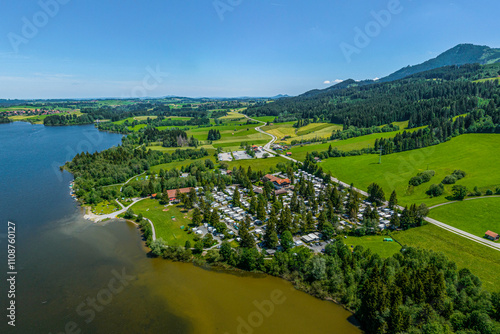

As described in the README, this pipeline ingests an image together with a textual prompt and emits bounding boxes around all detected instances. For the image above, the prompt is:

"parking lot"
[218,152,233,161]
[232,151,253,160]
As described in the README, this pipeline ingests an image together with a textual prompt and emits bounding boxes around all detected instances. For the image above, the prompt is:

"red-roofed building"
[485,230,499,241]
[262,174,291,189]
[166,187,193,201]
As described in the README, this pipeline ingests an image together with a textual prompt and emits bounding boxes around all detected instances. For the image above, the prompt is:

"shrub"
[409,170,435,186]
[426,183,444,197]
[442,175,457,184]
[485,189,493,196]
[452,170,466,180]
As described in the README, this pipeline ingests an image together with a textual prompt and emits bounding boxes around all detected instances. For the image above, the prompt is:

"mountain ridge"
[304,43,500,98]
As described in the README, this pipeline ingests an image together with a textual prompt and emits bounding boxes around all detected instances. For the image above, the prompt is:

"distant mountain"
[302,44,500,98]
[272,94,290,99]
[378,44,500,83]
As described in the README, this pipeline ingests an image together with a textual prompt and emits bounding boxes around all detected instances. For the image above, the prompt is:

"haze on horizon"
[1,0,499,99]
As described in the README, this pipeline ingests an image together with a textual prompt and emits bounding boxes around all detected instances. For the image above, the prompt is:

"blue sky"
[1,0,499,99]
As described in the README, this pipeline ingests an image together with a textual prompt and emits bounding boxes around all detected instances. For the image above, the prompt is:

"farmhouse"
[485,230,499,241]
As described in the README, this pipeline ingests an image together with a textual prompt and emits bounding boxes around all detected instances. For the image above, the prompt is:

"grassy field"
[392,224,500,292]
[150,155,217,172]
[320,134,500,206]
[262,122,343,144]
[343,235,401,258]
[8,110,82,124]
[131,199,195,246]
[290,126,424,161]
[252,116,275,122]
[226,156,287,172]
[429,197,500,241]
[91,200,120,215]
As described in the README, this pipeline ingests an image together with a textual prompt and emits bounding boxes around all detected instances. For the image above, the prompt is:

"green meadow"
[429,197,500,241]
[319,134,500,206]
[131,200,195,246]
[262,122,343,144]
[290,124,424,161]
[343,235,402,259]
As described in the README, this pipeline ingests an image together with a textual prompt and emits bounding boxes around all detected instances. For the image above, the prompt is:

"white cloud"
[323,79,343,85]
[373,77,380,81]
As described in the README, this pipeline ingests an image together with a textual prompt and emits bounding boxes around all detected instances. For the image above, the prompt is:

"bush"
[409,170,435,186]
[426,183,444,197]
[452,170,466,180]
[485,189,493,196]
[442,175,457,184]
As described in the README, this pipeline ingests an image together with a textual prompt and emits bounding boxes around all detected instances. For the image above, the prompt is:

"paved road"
[241,112,499,252]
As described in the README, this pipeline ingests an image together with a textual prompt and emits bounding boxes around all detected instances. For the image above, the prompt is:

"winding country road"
[243,113,500,252]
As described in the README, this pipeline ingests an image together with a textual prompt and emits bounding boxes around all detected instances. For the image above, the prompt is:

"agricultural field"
[428,197,500,241]
[262,122,343,144]
[290,124,423,161]
[131,200,195,246]
[320,134,500,206]
[219,111,245,119]
[392,224,500,292]
[252,116,275,122]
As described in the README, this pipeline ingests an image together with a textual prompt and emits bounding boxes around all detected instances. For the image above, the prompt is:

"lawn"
[343,235,402,258]
[131,199,195,246]
[392,224,500,292]
[428,197,500,241]
[319,134,500,206]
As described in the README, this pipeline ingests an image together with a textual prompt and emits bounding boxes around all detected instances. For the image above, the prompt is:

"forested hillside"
[245,64,500,130]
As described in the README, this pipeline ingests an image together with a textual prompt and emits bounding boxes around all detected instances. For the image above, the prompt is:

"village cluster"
[174,169,401,255]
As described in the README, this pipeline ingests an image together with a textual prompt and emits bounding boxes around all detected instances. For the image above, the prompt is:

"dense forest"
[245,64,500,129]
[64,133,208,204]
[43,113,95,126]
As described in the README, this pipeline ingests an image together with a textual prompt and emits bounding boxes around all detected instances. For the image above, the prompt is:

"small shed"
[485,230,499,241]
